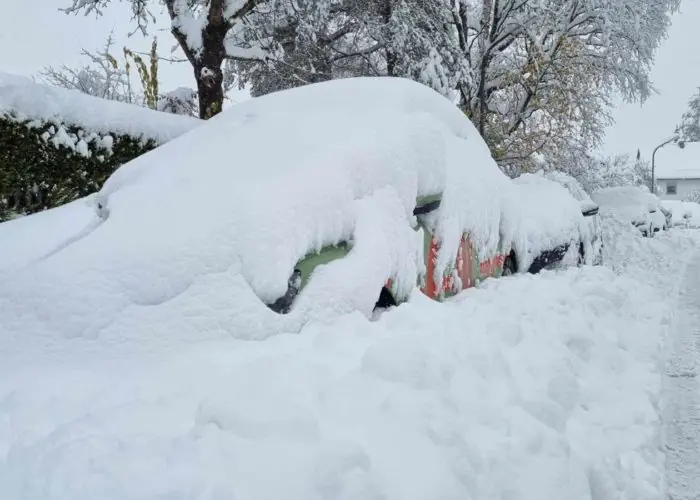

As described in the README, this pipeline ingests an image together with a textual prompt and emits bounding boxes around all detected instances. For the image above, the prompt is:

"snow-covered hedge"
[0,73,200,221]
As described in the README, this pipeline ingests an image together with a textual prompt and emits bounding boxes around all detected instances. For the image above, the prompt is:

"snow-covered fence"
[0,73,201,221]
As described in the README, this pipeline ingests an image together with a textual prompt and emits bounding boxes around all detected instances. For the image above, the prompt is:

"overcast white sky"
[1,0,699,160]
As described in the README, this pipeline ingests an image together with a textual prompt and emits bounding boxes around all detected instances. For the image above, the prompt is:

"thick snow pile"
[511,173,590,267]
[0,72,200,154]
[0,77,566,349]
[1,227,696,500]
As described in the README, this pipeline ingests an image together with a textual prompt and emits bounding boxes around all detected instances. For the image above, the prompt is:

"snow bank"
[0,72,200,153]
[0,77,553,350]
[1,227,696,500]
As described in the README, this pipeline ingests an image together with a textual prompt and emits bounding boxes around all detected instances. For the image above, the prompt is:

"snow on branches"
[63,0,680,170]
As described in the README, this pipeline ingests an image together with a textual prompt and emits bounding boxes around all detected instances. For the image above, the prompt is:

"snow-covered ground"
[663,247,700,500]
[1,211,698,499]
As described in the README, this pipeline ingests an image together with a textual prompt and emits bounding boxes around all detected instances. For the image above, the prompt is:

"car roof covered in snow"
[592,186,660,223]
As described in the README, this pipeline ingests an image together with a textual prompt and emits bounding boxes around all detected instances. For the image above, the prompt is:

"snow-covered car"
[0,77,593,338]
[663,200,700,228]
[592,186,664,237]
[539,170,603,264]
[662,200,692,227]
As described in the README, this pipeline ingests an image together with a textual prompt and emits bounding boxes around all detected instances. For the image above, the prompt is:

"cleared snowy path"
[665,246,700,500]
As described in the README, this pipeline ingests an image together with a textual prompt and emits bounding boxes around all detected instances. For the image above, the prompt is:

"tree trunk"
[195,21,228,119]
[196,65,225,119]
[379,0,396,76]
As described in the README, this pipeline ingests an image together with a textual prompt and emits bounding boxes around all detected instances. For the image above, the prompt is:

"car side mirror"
[581,206,599,217]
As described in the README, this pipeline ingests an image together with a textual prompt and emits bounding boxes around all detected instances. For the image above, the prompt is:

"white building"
[655,142,700,200]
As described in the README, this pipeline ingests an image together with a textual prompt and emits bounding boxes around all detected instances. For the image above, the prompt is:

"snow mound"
[1,227,696,500]
[0,76,552,351]
[0,72,200,149]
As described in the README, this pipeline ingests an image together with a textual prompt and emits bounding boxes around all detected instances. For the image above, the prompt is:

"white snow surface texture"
[0,72,200,146]
[0,206,696,499]
[0,77,587,346]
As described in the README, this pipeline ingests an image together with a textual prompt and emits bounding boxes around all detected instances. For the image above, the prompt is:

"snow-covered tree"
[561,153,652,194]
[40,33,134,103]
[453,0,680,171]
[228,0,467,98]
[683,189,700,204]
[63,0,678,168]
[63,0,271,119]
[157,87,199,116]
[40,34,199,117]
[677,88,700,142]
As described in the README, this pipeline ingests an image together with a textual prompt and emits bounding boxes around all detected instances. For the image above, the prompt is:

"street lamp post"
[651,135,684,195]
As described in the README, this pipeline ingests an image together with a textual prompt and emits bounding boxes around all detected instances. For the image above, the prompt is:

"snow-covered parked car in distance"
[539,170,603,264]
[663,200,700,228]
[592,186,665,237]
[662,200,691,227]
[0,77,595,340]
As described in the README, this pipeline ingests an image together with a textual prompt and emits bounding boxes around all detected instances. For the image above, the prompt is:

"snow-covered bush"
[0,73,200,221]
[683,189,700,204]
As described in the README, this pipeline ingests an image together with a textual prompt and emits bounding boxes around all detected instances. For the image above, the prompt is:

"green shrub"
[0,113,157,222]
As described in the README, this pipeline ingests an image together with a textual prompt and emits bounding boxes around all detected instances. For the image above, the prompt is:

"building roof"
[655,142,700,180]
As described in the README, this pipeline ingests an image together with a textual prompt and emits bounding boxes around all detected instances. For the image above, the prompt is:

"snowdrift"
[0,226,695,500]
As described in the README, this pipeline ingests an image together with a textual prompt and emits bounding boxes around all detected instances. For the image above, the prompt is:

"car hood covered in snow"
[0,77,583,348]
